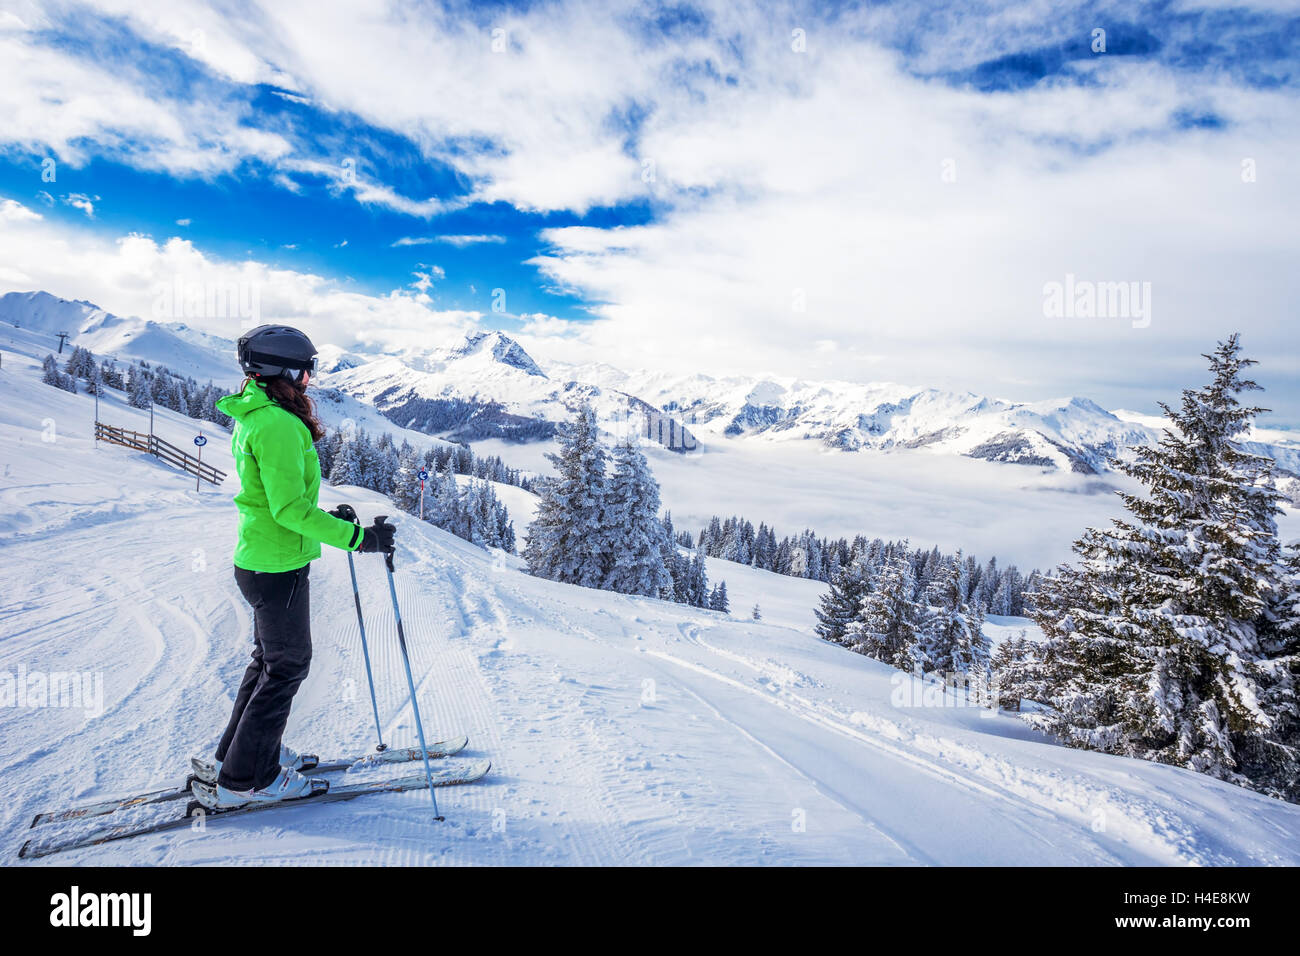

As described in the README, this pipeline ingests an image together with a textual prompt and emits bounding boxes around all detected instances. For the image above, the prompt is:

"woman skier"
[198,324,395,807]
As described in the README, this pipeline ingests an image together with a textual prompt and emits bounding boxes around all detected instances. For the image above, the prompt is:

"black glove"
[358,517,395,554]
[329,504,358,523]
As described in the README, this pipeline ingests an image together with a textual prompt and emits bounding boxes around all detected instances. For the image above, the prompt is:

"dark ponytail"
[243,375,326,442]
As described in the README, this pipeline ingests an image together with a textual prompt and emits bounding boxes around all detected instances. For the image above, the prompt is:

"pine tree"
[601,439,672,597]
[522,404,610,588]
[496,504,517,554]
[923,552,990,677]
[40,354,62,388]
[329,436,366,487]
[990,567,1018,618]
[684,548,710,607]
[391,443,424,516]
[992,632,1038,711]
[669,546,690,604]
[126,366,152,409]
[316,429,341,477]
[427,466,459,527]
[64,346,95,381]
[846,551,925,671]
[815,552,872,646]
[99,359,123,390]
[751,603,762,621]
[964,554,982,604]
[974,557,999,611]
[709,581,730,613]
[1029,335,1297,795]
[659,519,685,602]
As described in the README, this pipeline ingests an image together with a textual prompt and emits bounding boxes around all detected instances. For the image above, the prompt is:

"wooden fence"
[95,421,226,486]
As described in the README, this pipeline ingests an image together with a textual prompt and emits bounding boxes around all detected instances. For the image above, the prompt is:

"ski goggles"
[237,341,319,373]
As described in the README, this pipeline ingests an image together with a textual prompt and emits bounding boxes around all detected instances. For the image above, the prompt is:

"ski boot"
[189,742,319,786]
[191,766,328,811]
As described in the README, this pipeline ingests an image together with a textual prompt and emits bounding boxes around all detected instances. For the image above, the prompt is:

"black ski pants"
[216,564,312,791]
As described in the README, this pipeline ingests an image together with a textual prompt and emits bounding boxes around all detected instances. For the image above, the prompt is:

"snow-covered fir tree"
[923,552,990,677]
[125,366,150,408]
[1026,335,1298,799]
[991,630,1038,711]
[846,550,925,671]
[677,547,709,608]
[523,405,611,588]
[522,408,703,602]
[990,567,1020,617]
[328,433,367,487]
[63,346,95,383]
[659,523,685,602]
[815,552,873,645]
[99,359,123,391]
[40,354,74,392]
[1249,543,1300,798]
[601,439,672,597]
[390,442,423,516]
[708,581,729,613]
[470,480,512,549]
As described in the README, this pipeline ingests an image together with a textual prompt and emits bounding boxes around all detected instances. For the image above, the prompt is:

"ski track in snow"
[3,361,1300,865]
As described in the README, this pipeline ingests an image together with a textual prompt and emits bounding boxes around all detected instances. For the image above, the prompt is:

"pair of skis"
[21,736,487,860]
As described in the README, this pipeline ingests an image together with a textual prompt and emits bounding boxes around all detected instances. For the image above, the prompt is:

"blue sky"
[0,0,1297,420]
[0,148,650,319]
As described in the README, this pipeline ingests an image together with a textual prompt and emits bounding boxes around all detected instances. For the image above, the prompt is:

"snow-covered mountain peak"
[745,379,788,406]
[445,330,547,378]
[0,290,110,330]
[315,343,368,374]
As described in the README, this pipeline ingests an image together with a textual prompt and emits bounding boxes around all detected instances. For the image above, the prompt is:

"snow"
[982,615,1043,648]
[3,354,1299,865]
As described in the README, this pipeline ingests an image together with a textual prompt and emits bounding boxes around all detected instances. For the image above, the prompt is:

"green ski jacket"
[215,381,361,572]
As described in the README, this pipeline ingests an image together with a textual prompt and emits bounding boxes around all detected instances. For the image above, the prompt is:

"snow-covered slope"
[3,355,1299,866]
[0,291,239,386]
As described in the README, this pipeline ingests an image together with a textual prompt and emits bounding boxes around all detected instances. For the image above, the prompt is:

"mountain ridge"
[4,289,1297,475]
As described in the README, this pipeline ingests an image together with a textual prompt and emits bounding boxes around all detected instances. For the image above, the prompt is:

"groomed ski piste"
[3,342,1300,866]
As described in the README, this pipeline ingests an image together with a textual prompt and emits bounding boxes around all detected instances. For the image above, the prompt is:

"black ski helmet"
[237,325,319,382]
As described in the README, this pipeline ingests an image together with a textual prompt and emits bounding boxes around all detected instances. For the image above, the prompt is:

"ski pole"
[375,516,443,819]
[338,506,386,752]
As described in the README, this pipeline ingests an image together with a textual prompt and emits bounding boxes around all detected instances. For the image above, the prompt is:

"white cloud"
[0,196,479,355]
[270,89,312,105]
[277,157,457,219]
[411,264,445,293]
[393,234,506,248]
[176,218,192,226]
[351,181,450,218]
[0,24,292,177]
[61,193,99,218]
[517,313,574,338]
[272,172,303,194]
[0,198,42,222]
